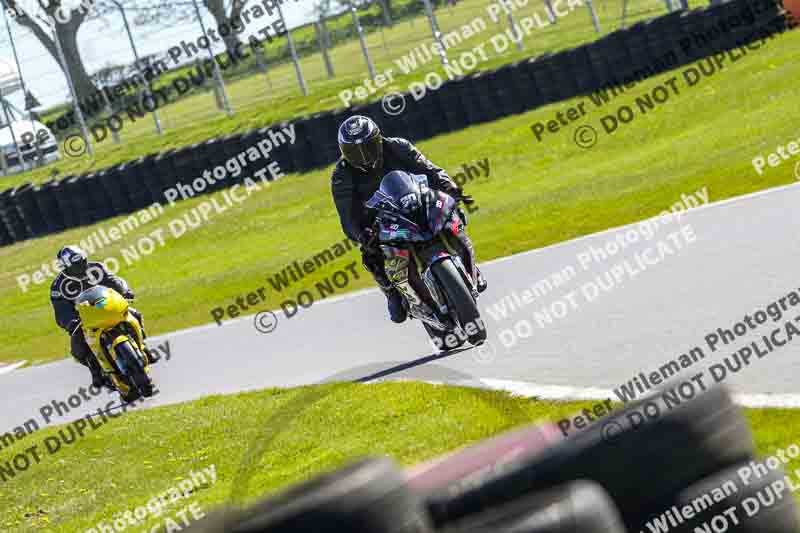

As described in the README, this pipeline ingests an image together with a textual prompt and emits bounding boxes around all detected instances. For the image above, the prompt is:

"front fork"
[85,313,148,376]
[414,211,479,298]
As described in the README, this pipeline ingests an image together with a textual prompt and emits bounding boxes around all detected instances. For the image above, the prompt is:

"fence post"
[508,12,523,50]
[277,0,308,96]
[189,0,233,115]
[421,0,448,65]
[378,0,393,25]
[254,47,274,93]
[315,19,336,78]
[0,147,7,175]
[587,0,602,33]
[100,89,120,144]
[620,0,629,28]
[544,0,557,23]
[351,4,376,80]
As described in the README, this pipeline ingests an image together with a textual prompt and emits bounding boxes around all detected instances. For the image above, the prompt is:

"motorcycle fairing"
[77,287,148,394]
[426,190,458,236]
[366,171,479,333]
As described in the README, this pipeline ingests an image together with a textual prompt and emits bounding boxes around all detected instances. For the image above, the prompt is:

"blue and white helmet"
[57,245,88,278]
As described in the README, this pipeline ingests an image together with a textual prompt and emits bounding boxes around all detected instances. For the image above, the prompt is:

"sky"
[0,0,343,113]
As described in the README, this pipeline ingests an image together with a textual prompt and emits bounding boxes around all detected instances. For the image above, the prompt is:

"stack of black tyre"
[184,387,800,533]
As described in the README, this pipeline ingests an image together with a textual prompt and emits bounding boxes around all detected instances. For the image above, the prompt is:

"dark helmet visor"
[341,135,382,171]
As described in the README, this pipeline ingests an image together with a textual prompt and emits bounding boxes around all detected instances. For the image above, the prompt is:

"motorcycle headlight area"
[399,192,422,214]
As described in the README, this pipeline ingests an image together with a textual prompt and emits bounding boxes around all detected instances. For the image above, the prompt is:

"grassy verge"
[1,0,678,190]
[0,383,797,531]
[1,26,798,364]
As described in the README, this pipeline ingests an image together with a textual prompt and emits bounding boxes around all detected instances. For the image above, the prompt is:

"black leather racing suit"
[331,137,477,290]
[50,262,142,373]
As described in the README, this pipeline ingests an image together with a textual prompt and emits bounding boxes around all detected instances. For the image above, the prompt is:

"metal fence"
[2,0,701,176]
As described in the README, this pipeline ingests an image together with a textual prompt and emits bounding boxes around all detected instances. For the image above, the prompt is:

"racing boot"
[144,345,161,365]
[383,287,408,323]
[367,256,408,323]
[87,356,107,389]
[476,267,488,293]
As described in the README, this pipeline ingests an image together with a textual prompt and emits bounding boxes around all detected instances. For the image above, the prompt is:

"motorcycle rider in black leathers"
[331,115,486,323]
[50,245,155,388]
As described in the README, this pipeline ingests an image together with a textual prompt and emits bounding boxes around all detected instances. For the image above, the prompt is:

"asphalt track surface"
[2,183,800,433]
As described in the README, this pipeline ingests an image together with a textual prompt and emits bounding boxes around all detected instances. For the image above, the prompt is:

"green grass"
[0,383,797,531]
[1,25,798,365]
[1,0,678,190]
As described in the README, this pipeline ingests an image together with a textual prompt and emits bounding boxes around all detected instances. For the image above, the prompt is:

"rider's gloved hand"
[358,228,375,248]
[451,188,475,205]
[123,290,135,300]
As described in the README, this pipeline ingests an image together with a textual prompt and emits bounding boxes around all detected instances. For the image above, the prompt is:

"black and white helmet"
[56,245,88,278]
[338,115,383,172]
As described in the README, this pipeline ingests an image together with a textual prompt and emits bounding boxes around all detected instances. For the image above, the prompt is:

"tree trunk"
[3,1,98,102]
[55,26,97,102]
[205,0,243,57]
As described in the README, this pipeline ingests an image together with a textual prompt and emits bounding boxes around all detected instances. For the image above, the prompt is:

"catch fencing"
[0,0,791,246]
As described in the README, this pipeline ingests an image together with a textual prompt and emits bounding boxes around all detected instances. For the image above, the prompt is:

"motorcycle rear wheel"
[431,259,486,345]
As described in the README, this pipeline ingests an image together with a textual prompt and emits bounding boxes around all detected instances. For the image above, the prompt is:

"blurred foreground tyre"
[426,387,754,531]
[662,461,800,533]
[441,481,627,533]
[407,424,562,496]
[186,457,433,533]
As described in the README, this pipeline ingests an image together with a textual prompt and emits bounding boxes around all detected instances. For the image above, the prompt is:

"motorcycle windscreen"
[75,285,106,306]
[365,189,398,211]
[426,191,458,235]
[76,286,129,330]
[366,171,425,212]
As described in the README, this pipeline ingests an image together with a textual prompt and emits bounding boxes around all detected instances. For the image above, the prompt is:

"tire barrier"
[13,183,47,238]
[180,387,799,533]
[425,386,757,530]
[84,172,114,222]
[0,0,790,246]
[32,179,66,235]
[3,186,30,241]
[183,457,434,533]
[439,481,628,533]
[97,166,129,217]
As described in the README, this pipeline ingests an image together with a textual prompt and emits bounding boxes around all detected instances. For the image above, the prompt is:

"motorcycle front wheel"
[114,341,154,403]
[431,259,486,346]
[424,322,467,352]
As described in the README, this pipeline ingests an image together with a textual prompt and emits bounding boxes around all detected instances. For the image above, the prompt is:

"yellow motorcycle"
[74,285,155,402]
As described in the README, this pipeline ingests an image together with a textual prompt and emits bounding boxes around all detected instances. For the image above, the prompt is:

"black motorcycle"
[365,170,487,351]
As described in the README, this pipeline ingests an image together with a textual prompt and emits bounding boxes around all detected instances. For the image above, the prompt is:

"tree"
[1,0,99,101]
[203,0,246,57]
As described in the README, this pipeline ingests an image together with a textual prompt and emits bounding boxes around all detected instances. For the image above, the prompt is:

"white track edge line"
[175,181,800,337]
[0,361,28,376]
[425,378,800,409]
